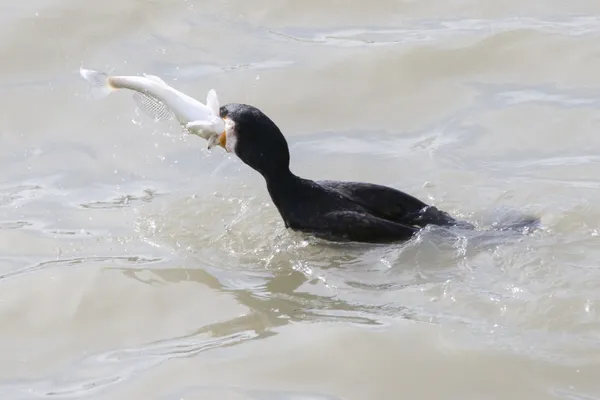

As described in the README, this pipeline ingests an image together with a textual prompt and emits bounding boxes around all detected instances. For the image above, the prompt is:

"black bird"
[212,103,536,243]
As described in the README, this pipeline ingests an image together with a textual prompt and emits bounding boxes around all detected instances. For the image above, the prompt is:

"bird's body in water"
[213,103,539,243]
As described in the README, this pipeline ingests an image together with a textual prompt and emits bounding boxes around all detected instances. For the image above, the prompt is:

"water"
[2,0,600,399]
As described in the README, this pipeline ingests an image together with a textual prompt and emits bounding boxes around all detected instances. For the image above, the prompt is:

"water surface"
[2,1,600,399]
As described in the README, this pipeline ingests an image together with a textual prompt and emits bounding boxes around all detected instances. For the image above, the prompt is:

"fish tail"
[79,67,116,99]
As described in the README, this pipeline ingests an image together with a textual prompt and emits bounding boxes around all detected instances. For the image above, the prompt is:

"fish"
[79,67,226,149]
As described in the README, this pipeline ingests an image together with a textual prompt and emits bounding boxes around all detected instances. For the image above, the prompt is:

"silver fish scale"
[132,92,175,121]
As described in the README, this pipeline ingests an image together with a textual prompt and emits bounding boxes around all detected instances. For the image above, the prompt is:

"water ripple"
[79,188,161,210]
[0,330,258,399]
[0,221,32,230]
[0,255,164,282]
[271,16,600,47]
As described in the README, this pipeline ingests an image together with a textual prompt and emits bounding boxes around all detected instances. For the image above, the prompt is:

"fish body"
[79,68,225,148]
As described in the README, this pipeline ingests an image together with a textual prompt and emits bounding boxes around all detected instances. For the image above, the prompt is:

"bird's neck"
[263,167,305,221]
[263,166,299,193]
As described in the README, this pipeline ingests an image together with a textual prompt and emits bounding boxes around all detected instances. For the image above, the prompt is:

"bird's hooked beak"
[217,130,228,152]
[216,116,230,152]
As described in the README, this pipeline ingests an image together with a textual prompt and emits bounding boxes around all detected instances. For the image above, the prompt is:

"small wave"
[0,255,164,282]
[0,330,257,399]
[271,16,600,47]
[79,188,160,209]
